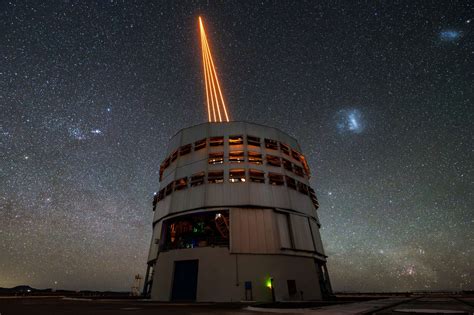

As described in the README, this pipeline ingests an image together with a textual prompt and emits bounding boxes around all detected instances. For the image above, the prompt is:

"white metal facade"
[144,122,331,302]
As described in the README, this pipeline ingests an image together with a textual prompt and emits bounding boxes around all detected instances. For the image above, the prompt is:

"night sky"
[1,1,472,292]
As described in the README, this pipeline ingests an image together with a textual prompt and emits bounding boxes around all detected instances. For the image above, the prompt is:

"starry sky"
[1,1,472,292]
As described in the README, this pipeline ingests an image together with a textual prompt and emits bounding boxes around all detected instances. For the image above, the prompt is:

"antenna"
[199,17,230,123]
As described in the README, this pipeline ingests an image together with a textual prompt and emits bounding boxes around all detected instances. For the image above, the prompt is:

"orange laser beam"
[203,37,217,122]
[200,23,211,123]
[203,37,223,122]
[200,19,217,122]
[202,34,229,122]
[198,16,230,123]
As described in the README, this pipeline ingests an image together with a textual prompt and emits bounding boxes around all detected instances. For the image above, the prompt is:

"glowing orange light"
[199,16,230,123]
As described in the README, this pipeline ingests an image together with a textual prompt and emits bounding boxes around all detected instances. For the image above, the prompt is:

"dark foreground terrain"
[0,295,472,315]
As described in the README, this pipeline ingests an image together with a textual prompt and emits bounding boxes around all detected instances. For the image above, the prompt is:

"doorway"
[171,260,199,301]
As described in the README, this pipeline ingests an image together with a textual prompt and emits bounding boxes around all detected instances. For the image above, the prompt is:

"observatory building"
[143,17,332,302]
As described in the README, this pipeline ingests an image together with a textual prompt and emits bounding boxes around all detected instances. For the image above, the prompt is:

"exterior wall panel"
[310,219,325,255]
[231,208,279,254]
[291,214,315,252]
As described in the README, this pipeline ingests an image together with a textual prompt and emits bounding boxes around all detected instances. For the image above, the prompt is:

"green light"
[265,277,273,289]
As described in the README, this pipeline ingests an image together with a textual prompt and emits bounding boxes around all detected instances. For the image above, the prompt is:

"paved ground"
[0,296,472,315]
[2,297,259,315]
[373,297,474,314]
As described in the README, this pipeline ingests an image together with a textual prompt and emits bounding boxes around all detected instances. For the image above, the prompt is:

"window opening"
[163,157,171,169]
[308,186,320,208]
[229,151,245,163]
[269,172,284,185]
[171,150,178,162]
[165,182,174,196]
[175,177,188,190]
[157,188,165,201]
[249,169,265,183]
[208,152,224,164]
[291,149,302,162]
[280,143,290,155]
[229,135,243,145]
[248,151,263,164]
[282,158,293,172]
[285,176,297,190]
[162,210,229,250]
[208,170,224,184]
[247,135,261,147]
[179,144,192,156]
[229,169,246,183]
[265,138,279,150]
[266,154,282,167]
[210,136,224,147]
[297,181,309,195]
[294,165,304,177]
[190,172,205,187]
[194,138,207,151]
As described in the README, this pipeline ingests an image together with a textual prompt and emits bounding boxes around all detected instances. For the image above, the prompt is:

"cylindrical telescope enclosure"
[144,122,331,302]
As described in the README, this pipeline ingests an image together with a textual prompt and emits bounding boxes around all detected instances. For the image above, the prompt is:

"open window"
[229,169,246,183]
[208,170,224,184]
[308,186,320,209]
[300,154,311,177]
[265,138,279,150]
[285,175,296,190]
[175,177,188,190]
[291,149,302,162]
[266,154,282,167]
[165,182,174,196]
[280,143,290,155]
[248,151,263,165]
[157,188,165,202]
[247,135,261,147]
[282,158,293,172]
[210,136,224,147]
[171,150,178,162]
[153,193,159,207]
[179,144,192,156]
[293,165,304,177]
[162,210,229,251]
[208,152,224,164]
[229,135,243,145]
[297,181,309,195]
[249,169,265,183]
[190,172,205,187]
[159,165,164,182]
[229,151,245,163]
[162,157,170,169]
[269,172,284,185]
[153,190,165,210]
[194,138,207,151]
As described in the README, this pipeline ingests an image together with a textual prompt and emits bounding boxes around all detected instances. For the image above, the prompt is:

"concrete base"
[150,247,323,302]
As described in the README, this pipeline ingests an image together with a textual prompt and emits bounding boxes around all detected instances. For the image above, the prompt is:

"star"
[1,1,470,294]
[91,129,102,135]
[68,127,87,140]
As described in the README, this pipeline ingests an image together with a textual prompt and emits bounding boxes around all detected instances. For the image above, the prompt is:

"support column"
[322,263,333,295]
[142,264,151,297]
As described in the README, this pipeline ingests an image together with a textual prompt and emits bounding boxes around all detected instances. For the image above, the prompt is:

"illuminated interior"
[162,210,230,250]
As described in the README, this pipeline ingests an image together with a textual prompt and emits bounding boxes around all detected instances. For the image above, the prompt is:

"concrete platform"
[0,296,472,315]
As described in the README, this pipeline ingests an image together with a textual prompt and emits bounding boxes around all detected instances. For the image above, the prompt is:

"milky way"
[1,1,472,292]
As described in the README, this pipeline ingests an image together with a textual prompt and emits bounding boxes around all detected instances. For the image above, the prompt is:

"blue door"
[171,260,199,301]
